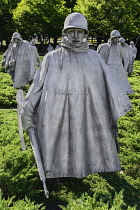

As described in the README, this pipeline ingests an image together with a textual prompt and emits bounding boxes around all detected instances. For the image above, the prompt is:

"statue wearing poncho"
[3,32,40,89]
[97,30,134,95]
[22,13,132,178]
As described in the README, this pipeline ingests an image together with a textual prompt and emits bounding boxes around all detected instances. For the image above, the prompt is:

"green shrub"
[0,54,31,108]
[0,54,4,73]
[0,189,45,210]
[59,190,137,210]
[0,110,46,202]
[0,73,17,108]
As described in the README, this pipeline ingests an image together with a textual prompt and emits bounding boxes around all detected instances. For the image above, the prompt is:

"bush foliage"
[0,189,45,210]
[0,55,30,108]
[0,54,140,209]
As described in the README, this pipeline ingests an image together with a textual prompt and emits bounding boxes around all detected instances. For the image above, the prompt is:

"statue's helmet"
[62,12,88,34]
[130,41,134,45]
[12,32,21,39]
[110,30,121,38]
[119,37,126,43]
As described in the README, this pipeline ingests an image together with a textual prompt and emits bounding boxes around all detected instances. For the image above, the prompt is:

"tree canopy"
[74,0,140,42]
[13,0,70,41]
[0,0,20,44]
[0,0,140,47]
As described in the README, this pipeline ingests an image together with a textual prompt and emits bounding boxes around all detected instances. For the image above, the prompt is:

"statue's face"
[111,37,119,44]
[66,28,86,48]
[13,38,20,44]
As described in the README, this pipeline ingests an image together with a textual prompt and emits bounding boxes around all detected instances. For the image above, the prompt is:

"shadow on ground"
[44,177,91,210]
[44,173,140,210]
[100,173,140,209]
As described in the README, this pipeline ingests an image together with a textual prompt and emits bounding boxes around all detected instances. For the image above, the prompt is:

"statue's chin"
[72,41,82,48]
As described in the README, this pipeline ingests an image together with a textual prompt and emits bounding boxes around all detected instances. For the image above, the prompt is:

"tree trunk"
[96,36,102,45]
[53,37,58,48]
[6,39,10,47]
[48,37,50,44]
[0,40,2,52]
[135,37,140,59]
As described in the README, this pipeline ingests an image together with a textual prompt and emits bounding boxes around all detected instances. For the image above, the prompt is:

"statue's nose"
[74,29,78,38]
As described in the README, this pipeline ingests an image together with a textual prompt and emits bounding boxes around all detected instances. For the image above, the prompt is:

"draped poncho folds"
[97,43,134,95]
[5,40,39,88]
[22,42,132,178]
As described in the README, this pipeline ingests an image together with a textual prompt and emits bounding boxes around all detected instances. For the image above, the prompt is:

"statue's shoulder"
[42,47,62,62]
[45,47,62,57]
[88,48,98,55]
[97,43,109,53]
[23,40,29,43]
[98,43,109,49]
[88,49,103,61]
[20,40,29,48]
[117,44,124,51]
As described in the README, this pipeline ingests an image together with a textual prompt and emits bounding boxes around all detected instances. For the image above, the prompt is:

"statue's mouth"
[73,40,80,43]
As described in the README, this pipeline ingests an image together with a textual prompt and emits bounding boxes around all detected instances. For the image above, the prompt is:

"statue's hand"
[9,60,15,68]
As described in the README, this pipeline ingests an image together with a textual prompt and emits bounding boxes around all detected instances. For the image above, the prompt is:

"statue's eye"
[78,29,84,34]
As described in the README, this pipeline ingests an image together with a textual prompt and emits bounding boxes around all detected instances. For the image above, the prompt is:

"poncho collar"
[61,36,89,52]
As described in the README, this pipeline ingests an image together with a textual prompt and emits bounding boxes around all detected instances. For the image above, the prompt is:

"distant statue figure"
[47,44,54,52]
[30,39,40,67]
[2,39,13,69]
[30,39,37,46]
[119,37,133,75]
[108,38,111,44]
[55,44,61,50]
[129,41,137,75]
[21,13,132,198]
[2,32,40,88]
[130,41,137,59]
[97,30,134,94]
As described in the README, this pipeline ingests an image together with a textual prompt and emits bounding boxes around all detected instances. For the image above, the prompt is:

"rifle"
[16,90,26,151]
[28,127,49,198]
[16,90,49,198]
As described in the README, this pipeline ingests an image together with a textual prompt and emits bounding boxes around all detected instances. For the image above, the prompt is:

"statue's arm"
[120,46,128,71]
[99,58,132,120]
[33,46,40,67]
[21,55,49,130]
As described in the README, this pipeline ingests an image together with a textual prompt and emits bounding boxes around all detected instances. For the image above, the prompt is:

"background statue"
[21,13,132,196]
[2,39,14,69]
[129,41,137,75]
[130,41,137,59]
[97,30,134,94]
[30,39,37,46]
[2,32,40,88]
[55,44,61,50]
[119,37,133,76]
[47,44,54,52]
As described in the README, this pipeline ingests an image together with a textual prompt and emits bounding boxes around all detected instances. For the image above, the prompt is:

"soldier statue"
[21,13,132,196]
[97,30,134,94]
[2,32,40,88]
